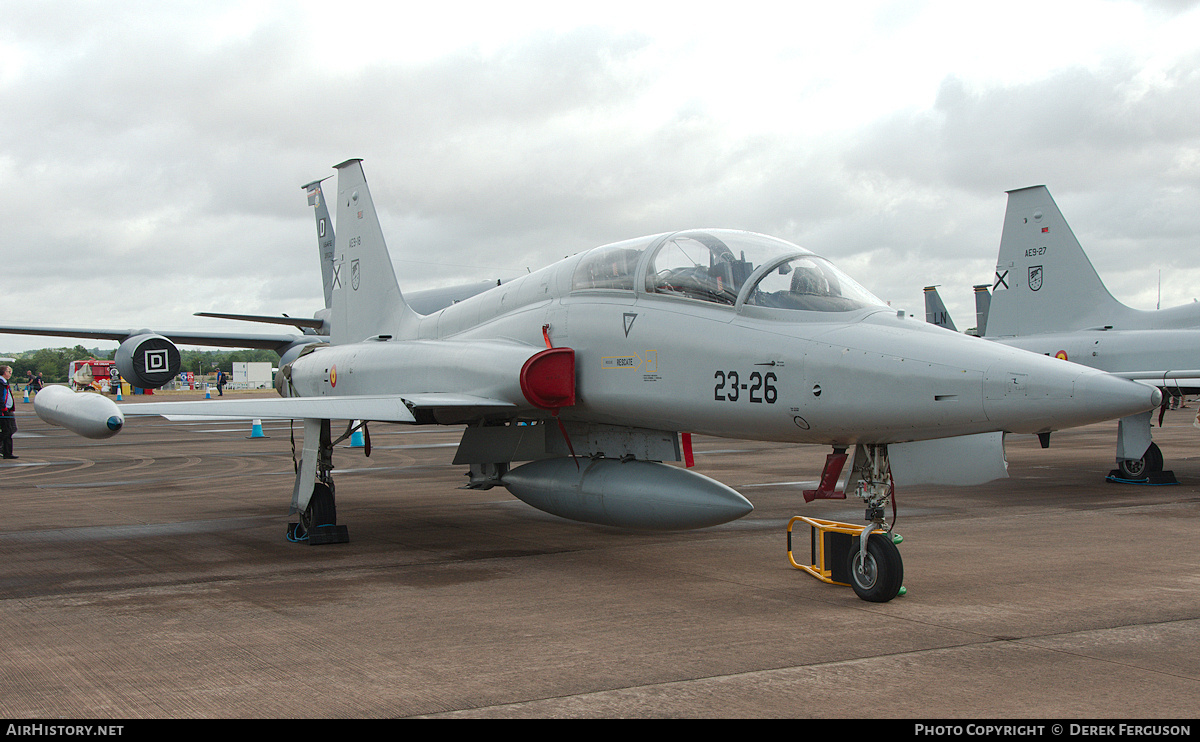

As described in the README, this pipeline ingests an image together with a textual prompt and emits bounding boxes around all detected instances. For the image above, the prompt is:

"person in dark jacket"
[1,366,17,459]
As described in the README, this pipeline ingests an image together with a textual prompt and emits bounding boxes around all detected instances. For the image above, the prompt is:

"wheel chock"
[1105,470,1178,485]
[787,516,905,596]
[287,522,350,545]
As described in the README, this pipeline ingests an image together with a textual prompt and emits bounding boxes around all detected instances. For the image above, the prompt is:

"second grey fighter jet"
[983,185,1200,479]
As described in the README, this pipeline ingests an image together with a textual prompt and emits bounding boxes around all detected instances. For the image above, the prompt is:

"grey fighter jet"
[980,185,1200,479]
[37,161,1160,602]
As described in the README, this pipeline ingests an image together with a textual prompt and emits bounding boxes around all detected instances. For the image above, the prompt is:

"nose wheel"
[847,532,904,602]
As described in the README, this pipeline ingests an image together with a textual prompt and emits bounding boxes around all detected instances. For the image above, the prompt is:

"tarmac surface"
[1,390,1197,719]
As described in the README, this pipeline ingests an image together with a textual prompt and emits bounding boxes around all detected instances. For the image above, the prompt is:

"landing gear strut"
[791,444,905,602]
[845,444,904,602]
[1111,411,1177,484]
[288,419,349,544]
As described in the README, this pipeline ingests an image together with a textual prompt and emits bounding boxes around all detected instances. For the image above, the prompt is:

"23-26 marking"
[714,370,778,404]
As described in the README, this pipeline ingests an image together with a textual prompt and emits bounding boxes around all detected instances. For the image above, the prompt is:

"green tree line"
[4,346,278,384]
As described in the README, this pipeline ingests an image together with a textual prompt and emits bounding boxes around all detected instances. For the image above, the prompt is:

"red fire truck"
[68,360,117,392]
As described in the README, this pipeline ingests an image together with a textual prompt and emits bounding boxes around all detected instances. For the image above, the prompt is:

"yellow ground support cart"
[787,516,906,599]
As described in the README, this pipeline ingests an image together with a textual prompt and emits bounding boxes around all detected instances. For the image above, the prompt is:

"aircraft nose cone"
[983,352,1163,434]
[1078,372,1162,420]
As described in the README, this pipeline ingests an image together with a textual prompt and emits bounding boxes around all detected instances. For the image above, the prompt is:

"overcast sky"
[3,0,1199,351]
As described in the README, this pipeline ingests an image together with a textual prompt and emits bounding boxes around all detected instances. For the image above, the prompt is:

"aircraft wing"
[1109,370,1200,394]
[1109,370,1200,382]
[0,324,304,350]
[192,313,326,331]
[120,393,517,422]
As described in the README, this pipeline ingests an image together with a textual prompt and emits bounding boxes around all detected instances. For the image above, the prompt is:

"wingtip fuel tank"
[34,385,124,439]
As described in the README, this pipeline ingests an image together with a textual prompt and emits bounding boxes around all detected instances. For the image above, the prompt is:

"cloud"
[830,54,1200,315]
[2,2,1199,351]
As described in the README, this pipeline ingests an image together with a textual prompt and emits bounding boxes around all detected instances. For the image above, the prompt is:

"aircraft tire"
[1117,442,1163,479]
[847,534,904,603]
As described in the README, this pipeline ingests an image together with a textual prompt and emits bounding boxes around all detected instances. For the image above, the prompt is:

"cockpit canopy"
[646,232,761,305]
[570,236,649,292]
[743,255,886,312]
[570,229,886,313]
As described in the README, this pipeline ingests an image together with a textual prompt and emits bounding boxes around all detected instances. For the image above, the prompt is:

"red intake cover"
[520,347,576,410]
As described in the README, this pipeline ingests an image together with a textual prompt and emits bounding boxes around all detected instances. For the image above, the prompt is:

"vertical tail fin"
[985,185,1128,337]
[330,159,419,345]
[303,177,336,309]
[972,284,991,337]
[923,286,957,331]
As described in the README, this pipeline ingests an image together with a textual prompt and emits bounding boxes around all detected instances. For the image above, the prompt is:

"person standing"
[216,369,226,396]
[0,366,17,459]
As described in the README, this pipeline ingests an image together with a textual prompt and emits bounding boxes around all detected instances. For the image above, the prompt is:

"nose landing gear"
[790,443,906,602]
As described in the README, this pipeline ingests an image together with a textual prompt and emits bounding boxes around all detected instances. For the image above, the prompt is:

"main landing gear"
[1111,442,1176,484]
[289,481,345,544]
[287,419,352,545]
[793,444,905,602]
[1116,441,1162,479]
[1110,410,1178,485]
